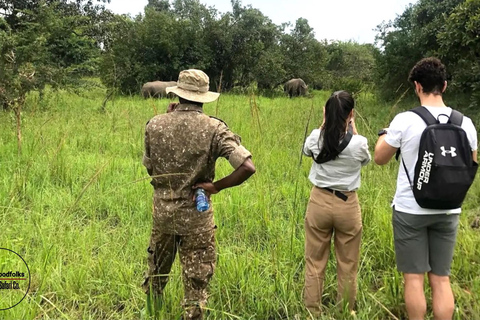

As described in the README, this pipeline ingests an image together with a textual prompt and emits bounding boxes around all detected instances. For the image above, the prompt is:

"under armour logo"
[440,146,457,157]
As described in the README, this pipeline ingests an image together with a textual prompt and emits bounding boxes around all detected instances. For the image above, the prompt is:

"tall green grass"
[0,88,479,320]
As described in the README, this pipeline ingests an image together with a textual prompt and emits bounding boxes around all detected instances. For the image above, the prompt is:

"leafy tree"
[145,0,170,12]
[0,18,37,108]
[100,13,150,94]
[280,18,327,89]
[373,0,464,100]
[438,0,480,107]
[323,41,376,93]
[0,1,103,103]
[253,46,286,91]
[228,1,284,89]
[100,4,212,94]
[101,0,291,93]
[202,12,234,90]
[373,5,423,99]
[411,0,464,53]
[0,0,111,30]
[170,0,214,72]
[0,1,111,154]
[326,42,375,82]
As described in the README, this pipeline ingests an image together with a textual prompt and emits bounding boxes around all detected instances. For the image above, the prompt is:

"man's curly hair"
[408,57,447,95]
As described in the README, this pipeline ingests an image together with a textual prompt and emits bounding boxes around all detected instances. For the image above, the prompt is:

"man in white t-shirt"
[374,57,478,320]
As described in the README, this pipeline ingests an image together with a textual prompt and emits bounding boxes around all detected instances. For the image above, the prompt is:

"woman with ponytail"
[302,90,371,315]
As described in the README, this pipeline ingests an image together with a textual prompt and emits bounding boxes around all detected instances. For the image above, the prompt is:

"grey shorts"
[392,207,459,276]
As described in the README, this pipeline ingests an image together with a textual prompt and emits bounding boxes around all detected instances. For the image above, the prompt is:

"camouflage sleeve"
[215,122,252,169]
[143,122,153,175]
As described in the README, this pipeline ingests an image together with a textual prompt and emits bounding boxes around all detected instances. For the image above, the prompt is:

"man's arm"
[199,120,255,196]
[473,150,478,163]
[143,123,153,176]
[193,158,255,196]
[374,134,398,165]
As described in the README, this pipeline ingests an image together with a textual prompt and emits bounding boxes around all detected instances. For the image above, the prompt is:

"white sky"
[104,0,418,44]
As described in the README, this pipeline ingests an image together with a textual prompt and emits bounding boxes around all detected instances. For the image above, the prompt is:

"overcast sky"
[104,0,419,44]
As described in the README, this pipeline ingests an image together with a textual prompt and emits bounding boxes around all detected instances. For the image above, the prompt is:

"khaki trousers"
[143,227,216,320]
[304,186,362,314]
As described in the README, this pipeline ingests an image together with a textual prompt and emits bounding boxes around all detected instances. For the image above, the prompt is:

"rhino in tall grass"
[141,81,177,98]
[284,78,308,98]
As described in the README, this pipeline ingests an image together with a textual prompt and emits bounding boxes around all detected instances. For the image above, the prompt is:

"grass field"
[0,87,479,320]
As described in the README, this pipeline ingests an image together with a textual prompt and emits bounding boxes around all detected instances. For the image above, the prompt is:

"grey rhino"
[284,78,308,98]
[141,81,177,98]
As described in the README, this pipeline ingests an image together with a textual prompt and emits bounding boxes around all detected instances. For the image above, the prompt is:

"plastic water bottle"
[195,188,210,212]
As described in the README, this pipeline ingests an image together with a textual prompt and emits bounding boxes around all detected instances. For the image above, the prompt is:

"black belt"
[322,187,348,202]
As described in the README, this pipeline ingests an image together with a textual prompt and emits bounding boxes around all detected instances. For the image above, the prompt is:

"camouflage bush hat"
[166,69,220,104]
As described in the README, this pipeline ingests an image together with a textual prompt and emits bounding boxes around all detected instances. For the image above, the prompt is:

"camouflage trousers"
[143,227,216,320]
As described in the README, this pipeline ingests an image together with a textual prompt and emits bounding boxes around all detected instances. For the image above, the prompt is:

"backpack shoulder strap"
[338,130,353,152]
[314,131,353,164]
[396,106,436,161]
[448,109,464,126]
[409,106,438,126]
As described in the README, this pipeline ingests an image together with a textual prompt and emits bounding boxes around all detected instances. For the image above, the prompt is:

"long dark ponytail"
[317,90,354,160]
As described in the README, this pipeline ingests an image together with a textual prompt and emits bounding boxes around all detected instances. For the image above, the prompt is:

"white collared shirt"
[303,129,371,191]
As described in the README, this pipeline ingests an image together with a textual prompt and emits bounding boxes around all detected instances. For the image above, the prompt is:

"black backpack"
[401,106,478,209]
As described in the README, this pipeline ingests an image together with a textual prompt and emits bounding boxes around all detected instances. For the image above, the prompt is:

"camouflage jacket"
[143,103,252,235]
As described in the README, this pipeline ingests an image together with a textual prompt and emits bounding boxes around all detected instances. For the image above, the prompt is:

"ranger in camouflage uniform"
[142,69,256,319]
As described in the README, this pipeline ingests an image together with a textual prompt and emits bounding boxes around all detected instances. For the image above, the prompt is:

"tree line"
[100,0,376,96]
[0,0,479,109]
[375,0,480,106]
